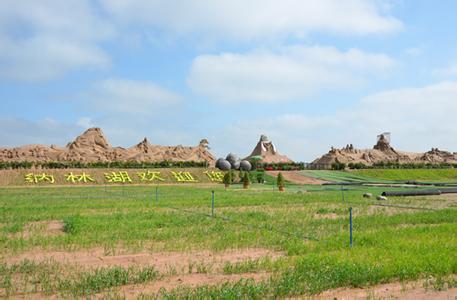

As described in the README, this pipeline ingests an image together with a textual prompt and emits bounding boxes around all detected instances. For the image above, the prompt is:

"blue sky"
[1,0,457,161]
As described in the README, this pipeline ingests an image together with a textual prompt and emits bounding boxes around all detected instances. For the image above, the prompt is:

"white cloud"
[404,47,422,57]
[90,78,181,115]
[211,81,457,161]
[432,65,457,78]
[188,46,395,102]
[101,0,402,40]
[0,0,113,81]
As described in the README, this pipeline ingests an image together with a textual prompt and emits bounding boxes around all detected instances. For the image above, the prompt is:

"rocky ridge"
[0,128,215,164]
[313,133,457,167]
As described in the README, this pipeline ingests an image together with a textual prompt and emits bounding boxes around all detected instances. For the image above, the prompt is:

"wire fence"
[2,184,455,247]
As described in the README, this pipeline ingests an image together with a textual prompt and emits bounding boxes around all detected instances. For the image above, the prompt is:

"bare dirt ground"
[100,272,270,299]
[314,213,340,219]
[4,247,457,299]
[267,171,327,185]
[316,280,457,300]
[3,248,279,299]
[5,248,283,274]
[8,220,64,239]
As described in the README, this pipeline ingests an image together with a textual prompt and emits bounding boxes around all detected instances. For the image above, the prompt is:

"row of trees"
[331,161,457,170]
[222,170,285,191]
[256,162,305,171]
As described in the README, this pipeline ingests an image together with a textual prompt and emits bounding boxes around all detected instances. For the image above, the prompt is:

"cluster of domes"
[215,153,252,171]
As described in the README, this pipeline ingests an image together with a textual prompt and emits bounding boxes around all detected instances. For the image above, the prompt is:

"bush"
[331,162,346,170]
[243,172,250,187]
[256,171,265,183]
[63,216,82,234]
[223,172,232,186]
[277,172,285,188]
[256,162,305,171]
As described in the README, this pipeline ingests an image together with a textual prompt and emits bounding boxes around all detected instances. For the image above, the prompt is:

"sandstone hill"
[312,133,457,167]
[0,128,215,164]
[245,134,293,163]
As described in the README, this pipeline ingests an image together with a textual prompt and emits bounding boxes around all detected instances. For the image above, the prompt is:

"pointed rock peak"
[137,137,150,146]
[134,137,153,153]
[199,139,210,149]
[246,134,292,163]
[68,127,111,150]
[373,133,394,152]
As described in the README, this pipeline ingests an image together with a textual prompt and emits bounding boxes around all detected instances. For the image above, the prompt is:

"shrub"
[223,172,232,186]
[256,171,265,183]
[331,162,346,170]
[63,216,82,234]
[243,172,250,187]
[277,172,285,189]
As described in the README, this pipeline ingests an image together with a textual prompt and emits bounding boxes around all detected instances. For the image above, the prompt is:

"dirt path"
[267,171,327,185]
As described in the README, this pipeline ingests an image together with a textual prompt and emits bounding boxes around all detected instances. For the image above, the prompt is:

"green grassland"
[0,180,456,298]
[302,169,457,183]
[351,169,457,182]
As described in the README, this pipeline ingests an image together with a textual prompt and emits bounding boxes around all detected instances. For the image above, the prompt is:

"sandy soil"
[101,272,270,298]
[5,248,283,274]
[267,171,327,185]
[8,220,64,239]
[317,280,457,299]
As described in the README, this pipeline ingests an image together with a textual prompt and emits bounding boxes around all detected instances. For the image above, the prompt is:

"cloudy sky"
[1,0,457,161]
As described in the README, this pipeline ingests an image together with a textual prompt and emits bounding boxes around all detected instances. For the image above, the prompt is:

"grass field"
[1,180,457,298]
[352,169,457,182]
[302,169,457,183]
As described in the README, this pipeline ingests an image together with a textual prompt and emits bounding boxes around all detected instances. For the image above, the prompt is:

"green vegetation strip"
[352,169,457,182]
[0,260,158,297]
[301,170,393,183]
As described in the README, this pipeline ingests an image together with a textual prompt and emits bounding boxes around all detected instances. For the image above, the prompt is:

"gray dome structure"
[231,160,240,170]
[239,160,252,171]
[226,153,238,164]
[216,158,231,170]
[226,153,241,170]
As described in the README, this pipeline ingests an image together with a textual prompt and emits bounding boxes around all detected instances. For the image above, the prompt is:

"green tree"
[223,172,232,188]
[256,171,265,183]
[277,172,285,191]
[243,172,250,189]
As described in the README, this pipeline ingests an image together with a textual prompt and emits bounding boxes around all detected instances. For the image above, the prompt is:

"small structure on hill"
[311,132,457,169]
[245,135,293,164]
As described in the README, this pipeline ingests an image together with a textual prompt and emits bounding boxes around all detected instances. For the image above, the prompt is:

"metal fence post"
[349,207,353,247]
[341,185,345,202]
[211,190,215,217]
[155,186,158,204]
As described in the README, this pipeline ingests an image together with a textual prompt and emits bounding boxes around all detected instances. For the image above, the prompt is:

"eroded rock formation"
[0,128,215,164]
[313,133,457,167]
[245,134,293,163]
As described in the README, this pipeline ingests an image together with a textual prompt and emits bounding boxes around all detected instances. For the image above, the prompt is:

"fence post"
[155,186,158,204]
[341,185,345,202]
[349,207,353,247]
[211,190,215,217]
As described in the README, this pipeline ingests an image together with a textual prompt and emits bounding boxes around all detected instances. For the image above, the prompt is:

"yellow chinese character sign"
[104,171,132,183]
[65,172,95,183]
[25,173,55,184]
[204,171,224,182]
[171,171,198,182]
[137,171,165,182]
